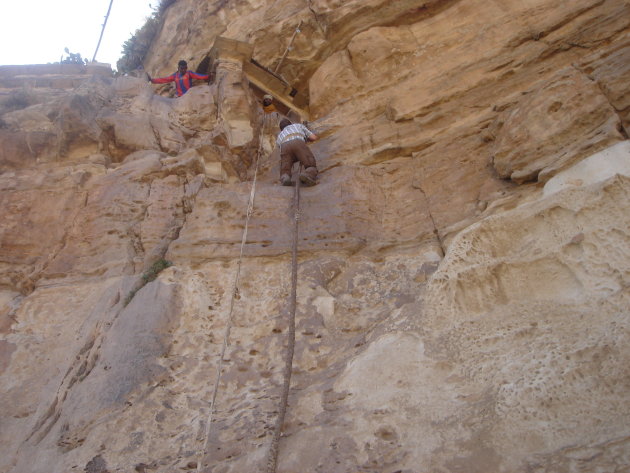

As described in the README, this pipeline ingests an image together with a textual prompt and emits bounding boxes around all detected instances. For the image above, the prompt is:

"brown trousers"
[280,139,317,177]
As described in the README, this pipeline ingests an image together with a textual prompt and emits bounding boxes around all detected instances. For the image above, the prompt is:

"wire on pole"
[92,0,114,62]
[273,20,302,74]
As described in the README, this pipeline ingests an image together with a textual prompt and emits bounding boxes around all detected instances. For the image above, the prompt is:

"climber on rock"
[276,118,318,187]
[262,94,276,114]
[261,94,279,130]
[148,60,209,97]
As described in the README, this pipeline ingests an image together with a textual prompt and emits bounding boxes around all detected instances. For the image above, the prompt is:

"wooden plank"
[243,62,309,119]
[206,36,310,118]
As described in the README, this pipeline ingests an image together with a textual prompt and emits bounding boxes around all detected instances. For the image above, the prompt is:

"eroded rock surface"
[1,1,629,472]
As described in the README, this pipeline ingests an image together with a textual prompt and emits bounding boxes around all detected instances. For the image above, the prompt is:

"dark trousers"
[280,139,317,177]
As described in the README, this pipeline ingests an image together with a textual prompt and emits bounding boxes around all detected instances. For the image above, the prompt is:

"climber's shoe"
[280,174,292,186]
[299,173,316,187]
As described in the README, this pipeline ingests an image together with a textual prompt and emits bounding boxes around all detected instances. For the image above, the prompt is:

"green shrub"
[158,0,178,14]
[61,47,88,65]
[124,258,173,306]
[123,288,138,307]
[116,0,179,74]
[142,258,173,283]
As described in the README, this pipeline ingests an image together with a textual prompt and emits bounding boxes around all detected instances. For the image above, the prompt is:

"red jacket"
[151,70,209,96]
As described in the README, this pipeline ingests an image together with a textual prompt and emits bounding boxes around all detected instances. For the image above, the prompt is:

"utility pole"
[92,0,114,62]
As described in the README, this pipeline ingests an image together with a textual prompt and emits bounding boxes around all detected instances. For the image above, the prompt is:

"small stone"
[570,232,585,244]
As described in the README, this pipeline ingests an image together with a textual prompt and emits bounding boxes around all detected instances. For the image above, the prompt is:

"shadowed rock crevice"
[17,278,182,466]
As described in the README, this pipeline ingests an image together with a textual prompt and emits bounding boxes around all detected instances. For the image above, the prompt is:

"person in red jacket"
[148,60,209,97]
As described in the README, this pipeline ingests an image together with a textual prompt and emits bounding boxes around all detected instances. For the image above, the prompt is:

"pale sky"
[0,0,155,69]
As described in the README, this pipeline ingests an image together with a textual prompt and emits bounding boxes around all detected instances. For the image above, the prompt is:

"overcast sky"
[0,0,154,68]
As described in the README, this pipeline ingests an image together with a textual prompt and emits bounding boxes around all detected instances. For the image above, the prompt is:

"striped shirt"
[276,124,312,146]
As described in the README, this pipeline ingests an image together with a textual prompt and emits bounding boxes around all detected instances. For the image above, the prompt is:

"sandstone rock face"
[491,67,624,183]
[1,1,630,472]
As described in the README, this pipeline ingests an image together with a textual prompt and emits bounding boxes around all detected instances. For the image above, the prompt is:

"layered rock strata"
[1,1,630,472]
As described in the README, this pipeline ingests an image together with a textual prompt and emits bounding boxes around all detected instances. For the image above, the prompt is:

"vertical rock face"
[1,1,630,472]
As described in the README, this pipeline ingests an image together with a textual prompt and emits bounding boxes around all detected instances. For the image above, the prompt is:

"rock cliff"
[1,1,630,472]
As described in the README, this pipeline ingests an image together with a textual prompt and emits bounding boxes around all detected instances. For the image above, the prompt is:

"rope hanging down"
[265,165,302,473]
[195,123,265,473]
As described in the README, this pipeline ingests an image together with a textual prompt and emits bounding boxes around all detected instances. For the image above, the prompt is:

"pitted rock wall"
[1,1,629,472]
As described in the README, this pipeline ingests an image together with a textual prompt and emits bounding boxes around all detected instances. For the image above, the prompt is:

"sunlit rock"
[1,1,630,472]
